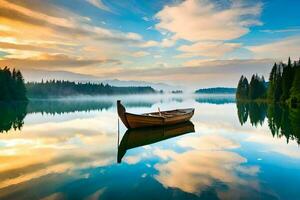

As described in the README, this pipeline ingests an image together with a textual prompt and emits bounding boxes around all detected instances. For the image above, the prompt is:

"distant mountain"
[99,79,181,91]
[195,87,237,94]
[22,69,179,92]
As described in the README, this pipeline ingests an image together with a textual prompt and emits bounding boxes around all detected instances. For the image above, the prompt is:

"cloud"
[132,51,150,57]
[0,0,144,75]
[177,41,241,58]
[146,26,153,30]
[21,68,99,82]
[0,0,277,87]
[3,0,73,18]
[0,53,120,69]
[247,36,300,60]
[139,38,176,48]
[12,58,273,87]
[86,0,110,11]
[155,0,262,42]
[139,40,160,48]
[0,0,143,53]
[161,38,176,47]
[142,16,150,21]
[0,41,72,54]
[109,58,273,87]
[260,28,300,33]
[156,62,168,68]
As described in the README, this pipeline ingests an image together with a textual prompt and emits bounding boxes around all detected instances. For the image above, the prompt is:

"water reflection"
[117,121,195,163]
[237,102,300,144]
[0,96,300,199]
[195,95,235,105]
[27,100,156,115]
[0,99,157,132]
[154,134,260,198]
[236,103,267,126]
[0,95,238,133]
[27,100,113,114]
[0,102,27,133]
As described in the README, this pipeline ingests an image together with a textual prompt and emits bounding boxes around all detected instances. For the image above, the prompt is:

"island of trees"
[0,67,27,101]
[171,90,183,94]
[195,87,236,94]
[236,57,300,107]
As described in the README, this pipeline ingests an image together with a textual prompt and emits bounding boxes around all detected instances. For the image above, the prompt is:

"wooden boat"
[117,121,195,163]
[117,100,194,129]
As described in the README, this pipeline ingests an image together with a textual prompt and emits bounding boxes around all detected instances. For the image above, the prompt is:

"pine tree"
[15,70,27,100]
[268,63,277,100]
[243,77,249,98]
[290,64,300,107]
[259,76,267,98]
[236,75,249,99]
[281,57,294,102]
[236,57,299,106]
[249,74,257,99]
[274,64,283,102]
[0,67,27,101]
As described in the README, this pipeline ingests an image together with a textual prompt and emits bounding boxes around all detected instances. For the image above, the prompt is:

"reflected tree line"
[195,96,236,105]
[237,102,300,144]
[0,102,27,133]
[27,100,113,115]
[0,100,155,133]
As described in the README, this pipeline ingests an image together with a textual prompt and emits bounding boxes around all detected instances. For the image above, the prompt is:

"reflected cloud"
[154,134,259,197]
[177,135,240,150]
[0,111,117,190]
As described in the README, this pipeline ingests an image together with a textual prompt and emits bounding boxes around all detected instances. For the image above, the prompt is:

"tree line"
[1,67,159,101]
[236,74,267,100]
[236,57,300,107]
[0,67,27,101]
[26,80,156,98]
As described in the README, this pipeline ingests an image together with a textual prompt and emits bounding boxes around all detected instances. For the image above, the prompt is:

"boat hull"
[117,100,194,129]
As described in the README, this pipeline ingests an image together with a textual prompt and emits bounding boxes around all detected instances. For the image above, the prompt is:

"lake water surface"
[0,94,300,200]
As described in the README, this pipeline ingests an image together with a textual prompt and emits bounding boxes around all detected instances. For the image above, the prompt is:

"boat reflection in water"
[117,121,195,163]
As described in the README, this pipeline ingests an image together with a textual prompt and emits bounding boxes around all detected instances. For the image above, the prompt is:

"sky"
[0,0,300,87]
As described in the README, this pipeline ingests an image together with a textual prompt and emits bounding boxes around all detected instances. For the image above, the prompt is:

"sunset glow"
[1,0,299,86]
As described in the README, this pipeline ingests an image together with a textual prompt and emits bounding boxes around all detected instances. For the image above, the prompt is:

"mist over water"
[0,94,299,200]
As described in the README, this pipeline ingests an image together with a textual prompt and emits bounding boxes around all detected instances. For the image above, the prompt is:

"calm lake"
[0,94,300,200]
